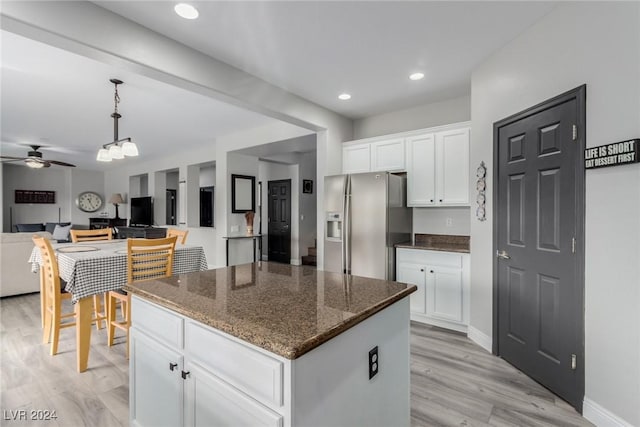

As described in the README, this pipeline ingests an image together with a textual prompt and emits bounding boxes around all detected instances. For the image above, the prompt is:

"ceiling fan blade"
[48,160,76,167]
[0,155,28,160]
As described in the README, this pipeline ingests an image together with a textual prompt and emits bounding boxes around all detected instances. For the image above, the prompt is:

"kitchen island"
[125,262,416,427]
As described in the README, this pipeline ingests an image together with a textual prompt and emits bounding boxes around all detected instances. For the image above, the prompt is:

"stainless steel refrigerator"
[324,172,412,281]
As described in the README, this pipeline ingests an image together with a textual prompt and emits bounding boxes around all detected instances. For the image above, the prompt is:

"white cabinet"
[342,138,405,173]
[130,296,286,427]
[405,133,436,205]
[184,362,282,427]
[130,330,184,427]
[406,126,470,207]
[370,138,405,171]
[436,127,470,205]
[396,248,469,332]
[342,143,370,174]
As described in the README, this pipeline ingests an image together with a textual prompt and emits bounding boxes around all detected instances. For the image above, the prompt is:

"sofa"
[1,231,52,297]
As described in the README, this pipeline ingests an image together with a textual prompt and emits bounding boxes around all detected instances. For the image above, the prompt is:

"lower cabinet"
[130,330,183,427]
[129,296,286,427]
[396,248,469,332]
[184,362,282,427]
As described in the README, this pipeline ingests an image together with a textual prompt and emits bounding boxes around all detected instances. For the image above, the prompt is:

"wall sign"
[585,139,639,169]
[15,190,56,204]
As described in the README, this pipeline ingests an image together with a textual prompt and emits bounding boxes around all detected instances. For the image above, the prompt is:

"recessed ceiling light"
[174,3,199,20]
[338,93,351,101]
[409,72,425,81]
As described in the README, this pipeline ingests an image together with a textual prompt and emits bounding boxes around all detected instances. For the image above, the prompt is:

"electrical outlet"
[446,218,453,227]
[231,225,239,232]
[369,346,379,379]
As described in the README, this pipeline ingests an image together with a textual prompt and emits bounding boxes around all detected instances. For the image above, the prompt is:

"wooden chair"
[69,228,113,330]
[107,236,178,358]
[166,228,188,244]
[69,228,113,242]
[32,236,75,355]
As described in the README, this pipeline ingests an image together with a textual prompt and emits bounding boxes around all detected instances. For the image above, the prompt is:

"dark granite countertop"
[395,233,470,253]
[124,262,416,360]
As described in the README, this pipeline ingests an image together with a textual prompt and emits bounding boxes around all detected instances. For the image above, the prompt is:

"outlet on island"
[446,218,453,227]
[369,346,379,379]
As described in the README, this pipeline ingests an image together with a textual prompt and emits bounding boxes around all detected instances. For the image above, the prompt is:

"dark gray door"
[268,180,291,264]
[494,86,585,411]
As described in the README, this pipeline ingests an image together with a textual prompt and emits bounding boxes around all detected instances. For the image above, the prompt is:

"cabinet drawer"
[131,296,184,350]
[185,321,284,408]
[396,248,463,268]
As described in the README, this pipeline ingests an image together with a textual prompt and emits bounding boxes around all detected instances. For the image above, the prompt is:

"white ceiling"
[95,1,557,118]
[1,1,558,170]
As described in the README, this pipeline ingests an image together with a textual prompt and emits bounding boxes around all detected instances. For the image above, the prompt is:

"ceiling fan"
[0,145,76,169]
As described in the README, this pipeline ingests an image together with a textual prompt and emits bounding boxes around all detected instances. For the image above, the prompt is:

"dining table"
[29,238,208,372]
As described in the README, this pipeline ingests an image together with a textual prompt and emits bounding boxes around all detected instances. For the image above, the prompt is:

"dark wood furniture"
[116,227,167,239]
[89,218,127,230]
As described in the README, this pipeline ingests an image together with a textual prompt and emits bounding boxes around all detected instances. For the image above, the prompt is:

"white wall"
[353,95,470,140]
[2,164,104,231]
[470,3,640,425]
[413,207,470,236]
[298,151,318,255]
[104,142,218,268]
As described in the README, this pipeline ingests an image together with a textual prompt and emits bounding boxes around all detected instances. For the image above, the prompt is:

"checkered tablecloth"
[29,240,208,303]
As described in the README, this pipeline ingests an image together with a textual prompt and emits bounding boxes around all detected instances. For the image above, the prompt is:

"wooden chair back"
[32,236,62,308]
[128,236,178,283]
[70,228,113,243]
[166,228,189,244]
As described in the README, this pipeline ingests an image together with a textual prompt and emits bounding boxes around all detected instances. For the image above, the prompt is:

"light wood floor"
[1,293,592,426]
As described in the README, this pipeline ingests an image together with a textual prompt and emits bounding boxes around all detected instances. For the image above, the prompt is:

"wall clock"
[76,191,103,213]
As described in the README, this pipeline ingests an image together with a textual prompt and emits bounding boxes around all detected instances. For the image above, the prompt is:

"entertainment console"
[116,227,167,239]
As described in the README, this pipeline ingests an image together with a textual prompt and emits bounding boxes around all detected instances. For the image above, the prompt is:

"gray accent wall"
[2,164,104,231]
[470,3,640,425]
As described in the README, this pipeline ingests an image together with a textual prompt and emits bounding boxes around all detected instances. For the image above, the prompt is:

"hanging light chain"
[113,82,120,114]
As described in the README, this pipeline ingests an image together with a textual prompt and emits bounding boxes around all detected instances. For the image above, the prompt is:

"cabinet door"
[406,133,436,206]
[425,266,463,323]
[397,263,426,314]
[342,144,371,174]
[184,362,283,427]
[436,128,469,205]
[130,330,184,427]
[371,138,405,172]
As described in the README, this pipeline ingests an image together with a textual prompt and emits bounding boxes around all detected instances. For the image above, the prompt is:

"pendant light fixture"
[97,79,139,162]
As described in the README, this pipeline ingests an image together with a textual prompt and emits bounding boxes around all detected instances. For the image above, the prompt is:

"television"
[130,196,153,227]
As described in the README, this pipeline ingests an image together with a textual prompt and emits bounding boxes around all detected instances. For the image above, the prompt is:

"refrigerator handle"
[344,176,351,275]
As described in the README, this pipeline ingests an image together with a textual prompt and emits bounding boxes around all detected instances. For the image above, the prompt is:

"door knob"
[496,250,511,259]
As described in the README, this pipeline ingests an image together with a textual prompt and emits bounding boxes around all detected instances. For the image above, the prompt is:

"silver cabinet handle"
[496,250,511,259]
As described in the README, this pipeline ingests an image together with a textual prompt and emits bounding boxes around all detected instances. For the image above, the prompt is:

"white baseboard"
[467,325,492,353]
[583,398,634,427]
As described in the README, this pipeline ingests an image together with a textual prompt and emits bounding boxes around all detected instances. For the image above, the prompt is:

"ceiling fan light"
[97,148,112,162]
[25,159,45,169]
[109,144,124,159]
[122,141,139,157]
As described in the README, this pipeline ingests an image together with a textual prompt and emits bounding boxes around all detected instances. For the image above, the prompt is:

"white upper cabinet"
[436,127,470,205]
[342,143,371,174]
[407,125,470,207]
[406,133,436,206]
[370,138,405,172]
[342,122,469,207]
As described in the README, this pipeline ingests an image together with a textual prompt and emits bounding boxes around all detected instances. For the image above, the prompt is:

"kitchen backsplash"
[412,206,470,236]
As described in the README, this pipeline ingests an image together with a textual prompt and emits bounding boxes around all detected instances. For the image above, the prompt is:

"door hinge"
[572,237,576,253]
[571,354,577,370]
[572,125,578,141]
